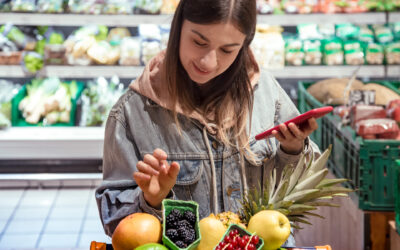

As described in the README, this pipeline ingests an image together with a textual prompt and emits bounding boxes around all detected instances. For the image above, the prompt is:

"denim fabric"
[95,70,320,238]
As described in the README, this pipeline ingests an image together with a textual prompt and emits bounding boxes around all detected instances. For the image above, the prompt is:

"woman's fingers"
[137,161,159,176]
[288,122,306,140]
[168,161,180,179]
[133,171,151,188]
[143,154,162,172]
[153,148,168,161]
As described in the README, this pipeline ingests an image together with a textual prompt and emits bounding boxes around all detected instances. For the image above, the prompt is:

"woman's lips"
[193,62,210,75]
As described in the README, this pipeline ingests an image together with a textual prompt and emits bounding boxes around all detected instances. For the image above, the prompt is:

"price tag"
[348,90,376,106]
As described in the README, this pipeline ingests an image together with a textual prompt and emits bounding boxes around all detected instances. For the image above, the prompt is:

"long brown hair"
[163,0,258,161]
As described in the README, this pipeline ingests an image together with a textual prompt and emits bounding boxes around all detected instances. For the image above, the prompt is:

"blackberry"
[166,209,182,229]
[166,228,179,242]
[183,210,196,225]
[175,240,187,249]
[177,219,192,231]
[182,228,196,245]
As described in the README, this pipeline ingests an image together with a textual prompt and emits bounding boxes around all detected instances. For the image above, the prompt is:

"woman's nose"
[199,50,217,70]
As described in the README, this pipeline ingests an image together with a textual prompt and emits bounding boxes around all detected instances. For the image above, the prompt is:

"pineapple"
[240,145,353,230]
[216,211,246,229]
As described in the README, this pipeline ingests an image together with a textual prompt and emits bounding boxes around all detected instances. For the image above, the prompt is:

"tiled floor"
[0,187,111,249]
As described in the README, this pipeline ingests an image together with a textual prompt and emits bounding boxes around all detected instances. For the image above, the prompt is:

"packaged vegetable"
[119,37,141,66]
[391,22,400,41]
[350,104,387,129]
[44,44,66,65]
[297,23,322,40]
[37,0,64,13]
[373,25,394,44]
[256,0,274,14]
[285,37,304,66]
[358,25,374,43]
[133,0,162,14]
[250,25,285,69]
[139,24,161,65]
[0,79,20,128]
[0,1,12,12]
[79,76,125,126]
[11,0,35,12]
[356,118,399,139]
[68,0,105,14]
[322,37,343,65]
[336,23,360,40]
[103,0,132,14]
[0,23,36,50]
[159,24,170,50]
[343,0,368,13]
[87,41,120,65]
[385,42,400,65]
[365,43,384,65]
[107,28,131,46]
[22,51,43,73]
[343,40,364,65]
[303,40,322,65]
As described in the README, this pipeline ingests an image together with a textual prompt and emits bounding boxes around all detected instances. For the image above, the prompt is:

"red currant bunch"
[215,229,260,250]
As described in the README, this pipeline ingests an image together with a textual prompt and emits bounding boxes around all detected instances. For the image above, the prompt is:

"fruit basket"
[214,224,264,250]
[298,81,400,211]
[162,199,201,250]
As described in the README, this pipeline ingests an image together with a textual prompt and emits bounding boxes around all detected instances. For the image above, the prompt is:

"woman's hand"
[271,118,318,155]
[133,148,180,208]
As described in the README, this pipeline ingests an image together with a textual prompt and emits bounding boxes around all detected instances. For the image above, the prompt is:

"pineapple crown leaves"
[239,145,354,229]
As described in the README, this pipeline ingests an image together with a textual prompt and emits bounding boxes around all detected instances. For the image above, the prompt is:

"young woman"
[96,0,320,245]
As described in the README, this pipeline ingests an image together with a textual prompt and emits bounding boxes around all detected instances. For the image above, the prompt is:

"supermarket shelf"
[0,65,386,79]
[0,65,145,78]
[0,12,173,26]
[268,65,385,78]
[257,12,387,25]
[0,12,387,26]
[387,65,400,78]
[0,127,104,159]
[388,12,400,23]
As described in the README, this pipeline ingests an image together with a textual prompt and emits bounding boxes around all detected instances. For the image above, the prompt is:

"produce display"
[107,147,348,250]
[15,77,82,125]
[0,80,21,128]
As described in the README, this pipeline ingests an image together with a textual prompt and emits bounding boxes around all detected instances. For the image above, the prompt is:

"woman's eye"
[221,48,233,54]
[194,40,206,46]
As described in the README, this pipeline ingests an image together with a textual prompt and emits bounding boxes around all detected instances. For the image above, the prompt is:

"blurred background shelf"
[388,12,400,23]
[0,65,388,79]
[0,12,388,26]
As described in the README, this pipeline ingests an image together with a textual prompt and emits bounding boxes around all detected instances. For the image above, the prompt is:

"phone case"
[255,106,333,140]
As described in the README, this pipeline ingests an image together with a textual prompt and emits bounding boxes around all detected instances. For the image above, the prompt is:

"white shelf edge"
[387,65,400,78]
[0,127,105,159]
[267,65,385,78]
[0,12,387,26]
[0,65,387,79]
[388,12,400,23]
[257,12,386,25]
[0,13,173,26]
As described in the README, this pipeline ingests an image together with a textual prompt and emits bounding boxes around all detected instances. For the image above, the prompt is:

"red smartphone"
[255,106,333,140]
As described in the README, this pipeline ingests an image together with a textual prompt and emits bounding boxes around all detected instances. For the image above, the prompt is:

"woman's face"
[179,20,246,84]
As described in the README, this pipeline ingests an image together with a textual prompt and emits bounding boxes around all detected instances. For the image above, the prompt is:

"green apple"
[247,210,291,250]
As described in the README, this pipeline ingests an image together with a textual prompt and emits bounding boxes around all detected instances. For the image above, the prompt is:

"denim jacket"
[95,70,320,240]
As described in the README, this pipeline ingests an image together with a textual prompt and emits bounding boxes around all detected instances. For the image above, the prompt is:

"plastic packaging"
[285,37,304,66]
[0,80,21,129]
[303,40,322,65]
[365,43,384,65]
[119,37,141,66]
[103,0,132,14]
[336,23,360,40]
[256,0,274,14]
[133,0,162,14]
[356,118,399,139]
[11,0,36,12]
[359,25,375,43]
[22,51,44,73]
[350,104,387,128]
[373,25,394,44]
[37,0,64,13]
[343,40,364,65]
[87,41,120,65]
[139,24,161,65]
[0,23,36,50]
[385,42,400,65]
[68,0,106,14]
[250,25,285,69]
[322,38,343,65]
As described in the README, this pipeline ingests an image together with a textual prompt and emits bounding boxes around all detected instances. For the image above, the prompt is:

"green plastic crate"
[298,81,400,211]
[162,199,201,250]
[11,80,84,126]
[396,159,400,235]
[297,82,325,147]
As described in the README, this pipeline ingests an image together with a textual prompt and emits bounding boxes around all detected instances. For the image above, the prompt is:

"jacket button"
[212,141,218,150]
